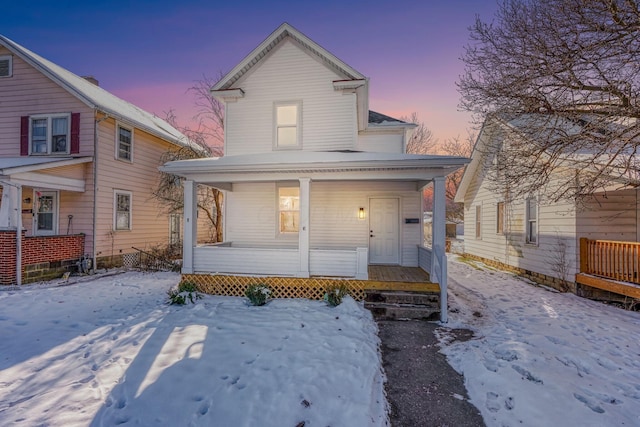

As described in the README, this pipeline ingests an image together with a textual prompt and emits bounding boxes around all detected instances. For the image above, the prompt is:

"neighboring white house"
[161,23,468,318]
[455,115,640,300]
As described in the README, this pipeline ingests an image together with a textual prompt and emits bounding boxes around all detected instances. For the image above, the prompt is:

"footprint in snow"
[486,392,501,412]
[511,364,543,384]
[545,335,569,346]
[573,393,605,413]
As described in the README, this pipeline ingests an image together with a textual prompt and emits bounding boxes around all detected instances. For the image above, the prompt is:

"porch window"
[496,202,504,234]
[29,114,70,154]
[116,124,133,161]
[274,102,301,148]
[526,198,538,244]
[278,186,299,234]
[114,190,132,230]
[475,205,481,239]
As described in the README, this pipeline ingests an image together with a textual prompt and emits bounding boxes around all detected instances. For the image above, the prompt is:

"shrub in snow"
[245,283,271,306]
[324,283,349,307]
[168,281,202,305]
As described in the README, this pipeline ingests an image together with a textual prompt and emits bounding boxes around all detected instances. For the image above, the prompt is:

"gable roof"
[0,35,189,147]
[212,23,366,91]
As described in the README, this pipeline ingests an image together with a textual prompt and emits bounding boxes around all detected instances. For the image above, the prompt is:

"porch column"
[432,176,448,323]
[182,180,197,274]
[0,183,18,228]
[298,177,311,278]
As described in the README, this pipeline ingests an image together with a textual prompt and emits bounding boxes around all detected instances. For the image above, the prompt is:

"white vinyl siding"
[356,131,405,153]
[224,40,357,155]
[462,153,579,281]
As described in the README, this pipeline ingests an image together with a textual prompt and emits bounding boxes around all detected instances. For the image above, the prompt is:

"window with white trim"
[274,102,301,148]
[496,201,505,234]
[526,198,538,244]
[475,205,481,239]
[114,190,132,230]
[116,124,133,161]
[30,114,70,154]
[278,186,299,234]
[0,55,12,78]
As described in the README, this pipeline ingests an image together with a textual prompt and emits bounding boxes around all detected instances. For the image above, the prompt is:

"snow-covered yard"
[442,256,640,427]
[0,272,387,427]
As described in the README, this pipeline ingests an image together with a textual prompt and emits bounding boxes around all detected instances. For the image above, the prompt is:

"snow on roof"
[0,35,190,147]
[367,110,413,127]
[161,150,469,175]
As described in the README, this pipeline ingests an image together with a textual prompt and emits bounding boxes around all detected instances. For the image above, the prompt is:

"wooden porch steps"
[365,290,440,321]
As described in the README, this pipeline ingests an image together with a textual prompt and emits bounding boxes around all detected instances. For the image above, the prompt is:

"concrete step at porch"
[365,290,440,321]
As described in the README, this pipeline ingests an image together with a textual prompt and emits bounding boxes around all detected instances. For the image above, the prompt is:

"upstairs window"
[278,186,299,234]
[116,124,133,161]
[29,114,70,154]
[0,55,12,78]
[274,102,301,149]
[526,198,538,244]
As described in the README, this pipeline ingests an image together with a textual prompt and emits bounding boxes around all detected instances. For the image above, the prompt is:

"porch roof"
[161,151,469,188]
[0,157,92,192]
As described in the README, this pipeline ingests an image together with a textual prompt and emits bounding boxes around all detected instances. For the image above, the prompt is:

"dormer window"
[29,114,70,155]
[0,55,12,78]
[274,101,301,149]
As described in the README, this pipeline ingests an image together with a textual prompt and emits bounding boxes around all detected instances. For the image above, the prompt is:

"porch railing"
[579,238,640,285]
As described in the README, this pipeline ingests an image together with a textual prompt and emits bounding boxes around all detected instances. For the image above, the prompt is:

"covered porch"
[0,157,92,284]
[162,151,467,321]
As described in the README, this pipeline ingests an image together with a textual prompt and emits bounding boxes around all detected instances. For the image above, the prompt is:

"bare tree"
[401,112,437,154]
[459,0,640,201]
[152,76,226,243]
[441,132,475,222]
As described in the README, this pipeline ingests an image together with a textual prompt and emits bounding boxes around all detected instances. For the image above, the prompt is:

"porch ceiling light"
[358,207,365,220]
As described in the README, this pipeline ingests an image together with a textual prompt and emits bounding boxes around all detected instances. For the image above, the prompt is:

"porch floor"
[366,265,439,293]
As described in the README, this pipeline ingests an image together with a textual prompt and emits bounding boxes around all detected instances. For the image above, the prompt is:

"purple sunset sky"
[1,0,498,145]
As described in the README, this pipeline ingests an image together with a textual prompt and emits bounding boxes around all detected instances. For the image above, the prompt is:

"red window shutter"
[20,116,29,156]
[70,113,80,154]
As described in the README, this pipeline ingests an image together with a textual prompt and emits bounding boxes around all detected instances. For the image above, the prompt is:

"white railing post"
[356,247,368,280]
[432,176,448,322]
[298,178,311,278]
[182,180,197,274]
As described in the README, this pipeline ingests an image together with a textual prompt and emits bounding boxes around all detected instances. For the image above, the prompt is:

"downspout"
[93,112,109,271]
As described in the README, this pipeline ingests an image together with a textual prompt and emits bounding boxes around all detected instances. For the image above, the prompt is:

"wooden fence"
[579,238,640,285]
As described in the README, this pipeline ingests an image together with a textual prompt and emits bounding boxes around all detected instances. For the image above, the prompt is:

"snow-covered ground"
[441,256,640,427]
[0,272,387,427]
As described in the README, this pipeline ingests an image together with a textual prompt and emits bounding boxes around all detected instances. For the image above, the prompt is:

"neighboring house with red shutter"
[0,35,191,285]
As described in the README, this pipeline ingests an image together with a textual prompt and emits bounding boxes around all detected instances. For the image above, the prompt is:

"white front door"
[34,190,58,235]
[369,198,400,264]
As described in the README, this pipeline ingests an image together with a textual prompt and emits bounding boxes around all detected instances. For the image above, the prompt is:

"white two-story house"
[161,23,467,319]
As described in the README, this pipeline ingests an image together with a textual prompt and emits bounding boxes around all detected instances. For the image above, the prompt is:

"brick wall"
[0,230,85,285]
